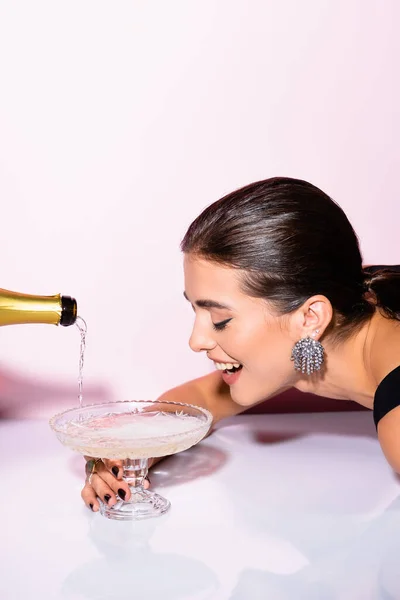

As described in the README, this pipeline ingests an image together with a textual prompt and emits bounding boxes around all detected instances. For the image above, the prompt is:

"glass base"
[99,487,171,521]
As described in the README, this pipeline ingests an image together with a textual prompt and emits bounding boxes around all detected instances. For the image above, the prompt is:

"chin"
[230,386,268,408]
[231,378,284,408]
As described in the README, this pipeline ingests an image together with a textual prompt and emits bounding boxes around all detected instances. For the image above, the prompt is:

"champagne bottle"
[0,288,77,327]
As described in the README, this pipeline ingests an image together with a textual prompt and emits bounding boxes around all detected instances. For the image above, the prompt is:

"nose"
[189,318,217,353]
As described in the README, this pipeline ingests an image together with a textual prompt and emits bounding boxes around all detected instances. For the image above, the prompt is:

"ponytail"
[363,265,400,320]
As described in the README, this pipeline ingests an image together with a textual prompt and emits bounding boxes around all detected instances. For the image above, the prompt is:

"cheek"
[239,325,287,367]
[227,322,294,406]
[230,319,268,353]
[239,327,293,386]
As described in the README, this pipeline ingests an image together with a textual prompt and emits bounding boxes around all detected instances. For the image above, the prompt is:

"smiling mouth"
[214,362,243,374]
[225,364,242,375]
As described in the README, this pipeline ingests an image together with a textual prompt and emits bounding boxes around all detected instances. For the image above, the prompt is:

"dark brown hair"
[181,177,400,340]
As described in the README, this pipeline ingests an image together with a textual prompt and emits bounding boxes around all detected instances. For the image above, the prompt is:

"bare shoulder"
[377,405,400,472]
[372,316,400,472]
[370,314,400,385]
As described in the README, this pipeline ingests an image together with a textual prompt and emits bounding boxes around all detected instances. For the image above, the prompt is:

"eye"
[212,318,232,331]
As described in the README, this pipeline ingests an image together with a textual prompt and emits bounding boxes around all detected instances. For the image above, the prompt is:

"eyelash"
[212,318,232,331]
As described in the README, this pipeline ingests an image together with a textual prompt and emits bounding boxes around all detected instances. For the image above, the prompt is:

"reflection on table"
[1,411,400,599]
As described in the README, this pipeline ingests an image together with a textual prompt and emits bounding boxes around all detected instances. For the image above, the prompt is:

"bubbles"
[58,410,208,459]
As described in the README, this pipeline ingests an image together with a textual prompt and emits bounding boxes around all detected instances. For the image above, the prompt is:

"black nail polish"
[112,466,119,477]
[104,494,111,503]
[89,503,94,511]
[118,488,126,500]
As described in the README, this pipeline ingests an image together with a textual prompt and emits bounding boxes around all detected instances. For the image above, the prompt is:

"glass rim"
[49,399,213,443]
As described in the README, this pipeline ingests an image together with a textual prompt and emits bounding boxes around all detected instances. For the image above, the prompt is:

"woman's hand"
[81,457,151,512]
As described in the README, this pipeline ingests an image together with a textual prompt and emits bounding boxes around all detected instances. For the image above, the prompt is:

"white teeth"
[214,362,242,371]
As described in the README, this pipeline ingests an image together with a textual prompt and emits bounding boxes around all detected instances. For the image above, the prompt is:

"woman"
[82,177,400,512]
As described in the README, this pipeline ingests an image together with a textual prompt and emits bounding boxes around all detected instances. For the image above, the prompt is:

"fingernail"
[104,494,111,503]
[118,488,126,500]
[112,466,119,477]
[89,503,94,511]
[146,476,151,485]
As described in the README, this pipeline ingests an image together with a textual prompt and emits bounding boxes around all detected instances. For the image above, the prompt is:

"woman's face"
[183,255,299,407]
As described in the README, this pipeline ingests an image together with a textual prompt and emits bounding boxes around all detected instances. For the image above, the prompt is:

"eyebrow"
[183,291,232,311]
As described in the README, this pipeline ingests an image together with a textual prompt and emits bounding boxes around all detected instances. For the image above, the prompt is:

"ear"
[289,295,333,341]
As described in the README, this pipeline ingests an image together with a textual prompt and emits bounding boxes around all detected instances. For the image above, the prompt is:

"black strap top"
[373,365,400,429]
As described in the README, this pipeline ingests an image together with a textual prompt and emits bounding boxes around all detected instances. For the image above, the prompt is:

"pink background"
[0,1,398,418]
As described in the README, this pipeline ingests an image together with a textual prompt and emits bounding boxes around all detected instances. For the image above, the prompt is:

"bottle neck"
[0,289,77,327]
[60,296,77,326]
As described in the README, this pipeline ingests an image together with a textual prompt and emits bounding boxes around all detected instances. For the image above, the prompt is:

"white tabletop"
[1,411,400,600]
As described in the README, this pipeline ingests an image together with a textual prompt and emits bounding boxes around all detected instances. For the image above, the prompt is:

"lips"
[221,366,242,385]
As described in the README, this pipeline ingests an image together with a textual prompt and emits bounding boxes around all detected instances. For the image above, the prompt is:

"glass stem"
[122,458,149,488]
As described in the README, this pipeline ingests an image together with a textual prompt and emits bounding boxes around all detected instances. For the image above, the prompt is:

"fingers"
[82,458,152,512]
[102,459,124,480]
[89,461,132,506]
[84,456,124,480]
[81,482,100,512]
[82,476,150,511]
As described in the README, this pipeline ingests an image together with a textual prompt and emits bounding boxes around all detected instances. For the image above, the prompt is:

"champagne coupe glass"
[49,400,212,521]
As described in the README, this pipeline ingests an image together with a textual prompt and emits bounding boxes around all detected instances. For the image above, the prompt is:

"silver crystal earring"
[290,330,324,375]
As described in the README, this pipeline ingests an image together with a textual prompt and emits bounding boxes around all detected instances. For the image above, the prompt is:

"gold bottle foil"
[0,288,73,326]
